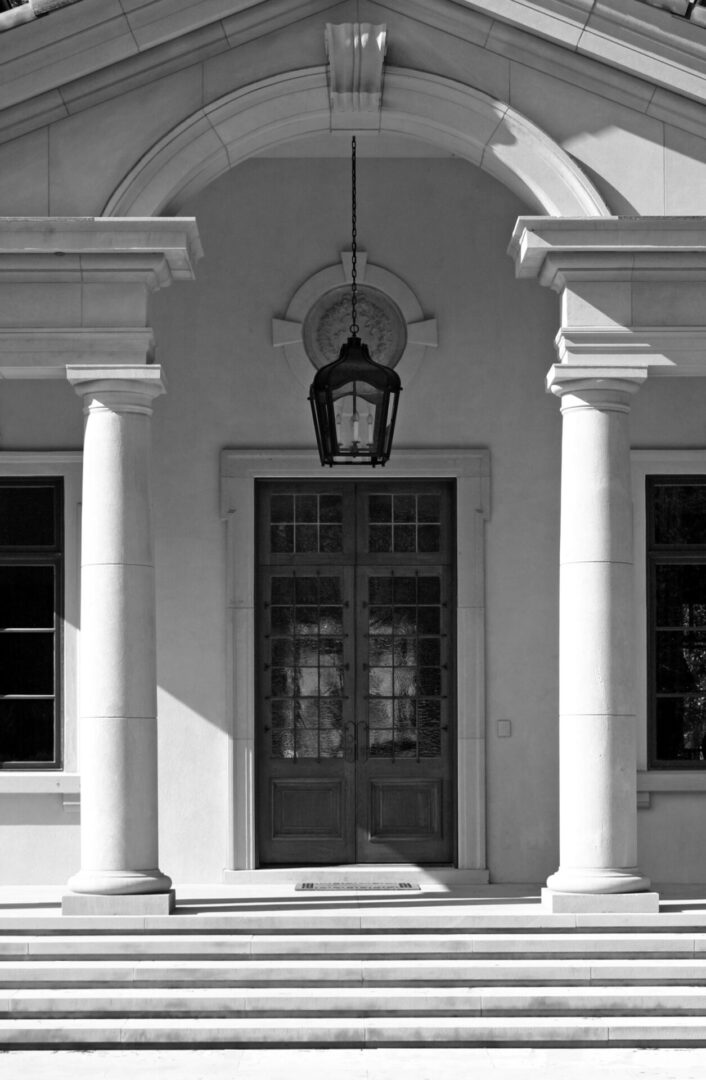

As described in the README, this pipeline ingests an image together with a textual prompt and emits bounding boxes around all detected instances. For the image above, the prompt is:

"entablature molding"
[511,216,706,379]
[555,327,706,376]
[0,217,201,378]
[510,216,706,281]
[0,217,202,282]
[0,329,155,379]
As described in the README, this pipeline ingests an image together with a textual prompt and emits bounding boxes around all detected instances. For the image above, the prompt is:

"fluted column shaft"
[547,376,651,898]
[66,367,170,896]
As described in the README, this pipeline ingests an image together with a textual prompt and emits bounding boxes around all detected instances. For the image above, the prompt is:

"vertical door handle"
[357,721,368,763]
[343,721,356,763]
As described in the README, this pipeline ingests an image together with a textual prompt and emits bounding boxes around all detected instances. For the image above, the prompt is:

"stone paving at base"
[4,1049,706,1080]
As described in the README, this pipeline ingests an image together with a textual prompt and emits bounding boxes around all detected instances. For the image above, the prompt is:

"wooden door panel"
[266,776,353,864]
[257,559,356,865]
[369,779,442,839]
[355,563,453,863]
[272,778,345,837]
[256,481,454,867]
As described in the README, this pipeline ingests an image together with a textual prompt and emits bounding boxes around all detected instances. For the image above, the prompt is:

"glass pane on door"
[365,572,446,760]
[267,573,347,761]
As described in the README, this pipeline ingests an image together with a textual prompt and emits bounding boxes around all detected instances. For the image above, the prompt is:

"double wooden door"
[257,481,454,865]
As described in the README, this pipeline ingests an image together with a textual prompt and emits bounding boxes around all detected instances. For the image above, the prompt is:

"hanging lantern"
[309,137,402,467]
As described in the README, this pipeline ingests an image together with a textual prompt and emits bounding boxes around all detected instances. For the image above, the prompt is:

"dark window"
[648,477,706,768]
[0,479,62,768]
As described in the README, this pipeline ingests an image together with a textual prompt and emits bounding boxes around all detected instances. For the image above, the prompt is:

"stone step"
[4,984,706,1017]
[6,912,706,933]
[0,932,703,960]
[3,957,706,986]
[2,1014,706,1046]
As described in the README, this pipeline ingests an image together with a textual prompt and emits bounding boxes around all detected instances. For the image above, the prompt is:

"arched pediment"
[104,68,609,219]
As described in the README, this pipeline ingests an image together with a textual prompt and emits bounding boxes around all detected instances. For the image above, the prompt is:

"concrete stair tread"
[3,1015,706,1046]
[8,912,706,933]
[0,931,703,958]
[5,984,706,1017]
[3,911,706,1046]
[4,959,706,976]
[4,957,706,988]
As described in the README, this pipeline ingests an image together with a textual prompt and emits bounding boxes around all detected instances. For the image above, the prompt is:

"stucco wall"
[148,156,706,884]
[2,153,706,885]
[145,155,562,883]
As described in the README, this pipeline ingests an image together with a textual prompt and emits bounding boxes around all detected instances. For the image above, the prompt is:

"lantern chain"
[350,135,358,337]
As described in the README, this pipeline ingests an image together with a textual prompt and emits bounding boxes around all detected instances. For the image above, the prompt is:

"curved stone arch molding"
[273,251,437,389]
[103,68,610,219]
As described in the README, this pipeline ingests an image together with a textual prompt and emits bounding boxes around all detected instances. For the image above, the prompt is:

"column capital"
[67,364,165,411]
[546,365,647,403]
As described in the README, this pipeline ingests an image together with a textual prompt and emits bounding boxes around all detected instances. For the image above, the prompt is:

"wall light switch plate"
[496,719,512,738]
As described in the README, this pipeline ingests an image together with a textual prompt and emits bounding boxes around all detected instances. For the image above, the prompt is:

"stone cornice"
[2,0,706,148]
[0,0,334,120]
[0,218,200,378]
[0,217,202,285]
[511,217,706,380]
[383,0,706,105]
[510,216,706,282]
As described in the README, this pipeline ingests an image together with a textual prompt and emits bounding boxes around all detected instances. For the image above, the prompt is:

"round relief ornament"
[303,284,407,369]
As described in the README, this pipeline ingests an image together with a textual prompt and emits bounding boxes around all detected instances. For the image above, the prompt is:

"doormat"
[296,882,421,891]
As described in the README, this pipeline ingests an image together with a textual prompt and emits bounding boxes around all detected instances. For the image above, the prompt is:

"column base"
[62,889,175,916]
[544,866,658,912]
[547,866,652,894]
[542,887,660,913]
[66,868,173,896]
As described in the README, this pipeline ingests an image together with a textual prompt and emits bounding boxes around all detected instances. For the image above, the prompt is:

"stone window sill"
[0,772,79,794]
[638,771,706,807]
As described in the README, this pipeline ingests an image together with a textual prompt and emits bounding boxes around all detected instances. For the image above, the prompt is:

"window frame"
[0,454,81,794]
[633,451,706,795]
[645,474,706,770]
[0,476,63,769]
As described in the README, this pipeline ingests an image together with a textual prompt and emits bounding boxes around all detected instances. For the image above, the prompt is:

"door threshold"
[223,865,490,887]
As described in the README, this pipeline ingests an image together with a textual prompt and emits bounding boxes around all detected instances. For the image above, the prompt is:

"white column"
[545,373,657,912]
[64,366,172,909]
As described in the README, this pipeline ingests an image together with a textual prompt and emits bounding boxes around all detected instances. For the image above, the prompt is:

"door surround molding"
[220,448,490,877]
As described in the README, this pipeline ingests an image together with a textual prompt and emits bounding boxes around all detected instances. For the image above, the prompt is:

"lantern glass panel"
[333,382,381,457]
